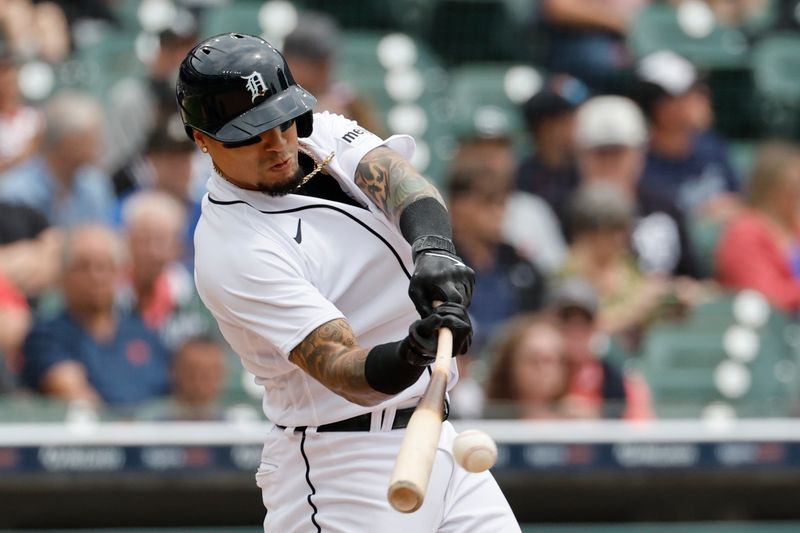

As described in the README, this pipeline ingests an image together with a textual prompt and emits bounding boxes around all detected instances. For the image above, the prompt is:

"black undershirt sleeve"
[364,340,424,395]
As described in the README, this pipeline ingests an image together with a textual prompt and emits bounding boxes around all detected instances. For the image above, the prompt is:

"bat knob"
[388,481,423,513]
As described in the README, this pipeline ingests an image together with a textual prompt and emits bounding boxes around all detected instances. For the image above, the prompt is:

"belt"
[277,400,449,433]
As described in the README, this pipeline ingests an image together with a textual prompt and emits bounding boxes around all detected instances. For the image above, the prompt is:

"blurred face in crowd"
[534,112,577,153]
[194,122,302,195]
[771,157,800,224]
[285,55,332,98]
[684,86,714,132]
[53,124,103,170]
[579,145,644,193]
[0,60,19,111]
[62,226,121,316]
[558,307,597,365]
[127,209,183,288]
[580,226,630,265]
[652,88,709,133]
[453,139,516,180]
[511,323,567,404]
[149,150,193,200]
[173,340,225,407]
[450,180,509,247]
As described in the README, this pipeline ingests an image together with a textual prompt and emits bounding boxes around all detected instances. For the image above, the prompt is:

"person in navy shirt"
[635,51,741,219]
[22,224,170,405]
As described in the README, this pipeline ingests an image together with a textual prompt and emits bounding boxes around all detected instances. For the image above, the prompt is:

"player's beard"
[255,166,305,197]
[254,154,305,197]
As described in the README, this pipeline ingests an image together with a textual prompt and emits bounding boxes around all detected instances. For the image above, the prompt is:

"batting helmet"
[175,33,316,145]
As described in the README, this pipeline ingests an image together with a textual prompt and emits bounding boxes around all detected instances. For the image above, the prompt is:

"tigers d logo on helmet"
[242,71,268,103]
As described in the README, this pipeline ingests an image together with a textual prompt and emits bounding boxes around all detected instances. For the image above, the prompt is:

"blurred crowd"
[0,0,799,422]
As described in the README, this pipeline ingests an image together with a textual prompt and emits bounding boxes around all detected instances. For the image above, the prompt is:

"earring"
[201,146,208,153]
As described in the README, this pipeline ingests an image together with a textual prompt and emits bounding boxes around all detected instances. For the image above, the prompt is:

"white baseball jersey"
[194,111,458,427]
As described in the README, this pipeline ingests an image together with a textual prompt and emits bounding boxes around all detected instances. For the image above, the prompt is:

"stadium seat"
[72,33,144,103]
[628,4,750,69]
[751,33,800,139]
[422,0,523,65]
[640,294,799,418]
[337,31,454,183]
[200,2,263,38]
[687,217,724,279]
[447,62,543,144]
[300,0,425,31]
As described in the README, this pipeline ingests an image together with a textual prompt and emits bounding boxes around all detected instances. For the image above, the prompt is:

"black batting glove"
[401,302,472,366]
[409,236,475,318]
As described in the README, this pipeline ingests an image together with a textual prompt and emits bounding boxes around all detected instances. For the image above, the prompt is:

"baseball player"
[177,33,520,532]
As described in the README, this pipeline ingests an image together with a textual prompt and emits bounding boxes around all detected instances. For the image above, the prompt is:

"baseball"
[452,429,497,473]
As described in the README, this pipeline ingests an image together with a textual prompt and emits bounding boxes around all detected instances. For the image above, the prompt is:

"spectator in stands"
[170,336,227,420]
[448,165,546,355]
[0,270,31,391]
[0,0,70,63]
[0,202,61,298]
[0,42,42,175]
[559,182,669,344]
[575,95,700,278]
[282,11,385,136]
[636,51,741,220]
[453,133,567,275]
[549,278,652,420]
[113,128,200,264]
[485,313,570,419]
[0,91,115,227]
[539,0,649,91]
[121,190,213,351]
[105,22,199,173]
[716,142,800,313]
[21,224,171,406]
[516,74,587,234]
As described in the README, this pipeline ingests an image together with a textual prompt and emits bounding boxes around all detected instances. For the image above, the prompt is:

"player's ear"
[192,130,210,154]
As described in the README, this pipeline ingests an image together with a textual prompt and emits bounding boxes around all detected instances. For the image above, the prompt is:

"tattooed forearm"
[355,146,444,223]
[289,318,390,406]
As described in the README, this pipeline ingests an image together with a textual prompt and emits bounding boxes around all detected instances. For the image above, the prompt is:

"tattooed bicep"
[354,146,443,222]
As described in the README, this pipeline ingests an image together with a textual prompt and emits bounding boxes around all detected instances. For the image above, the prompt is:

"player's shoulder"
[309,111,375,145]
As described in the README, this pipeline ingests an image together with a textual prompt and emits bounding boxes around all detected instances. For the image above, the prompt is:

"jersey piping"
[207,194,412,279]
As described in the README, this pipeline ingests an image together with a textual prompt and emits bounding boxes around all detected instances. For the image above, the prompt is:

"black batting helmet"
[175,33,316,144]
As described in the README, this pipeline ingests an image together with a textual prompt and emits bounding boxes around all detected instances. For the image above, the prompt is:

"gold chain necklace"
[295,146,335,190]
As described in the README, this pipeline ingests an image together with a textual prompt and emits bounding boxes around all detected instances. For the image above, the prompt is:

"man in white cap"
[574,95,700,278]
[635,51,741,220]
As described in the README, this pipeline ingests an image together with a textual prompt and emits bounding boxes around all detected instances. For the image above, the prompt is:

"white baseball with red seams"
[194,112,520,532]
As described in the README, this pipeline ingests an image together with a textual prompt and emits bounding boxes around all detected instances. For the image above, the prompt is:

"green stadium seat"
[687,216,724,279]
[751,33,800,139]
[640,294,799,418]
[201,2,263,38]
[72,33,144,103]
[337,31,454,184]
[628,4,750,69]
[423,0,523,65]
[447,62,542,144]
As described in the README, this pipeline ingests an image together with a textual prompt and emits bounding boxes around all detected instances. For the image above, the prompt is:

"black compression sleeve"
[364,339,425,395]
[398,197,452,246]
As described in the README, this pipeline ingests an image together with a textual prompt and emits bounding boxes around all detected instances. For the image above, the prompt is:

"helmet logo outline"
[242,71,268,102]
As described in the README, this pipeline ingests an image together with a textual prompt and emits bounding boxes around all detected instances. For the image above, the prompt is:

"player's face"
[197,120,302,195]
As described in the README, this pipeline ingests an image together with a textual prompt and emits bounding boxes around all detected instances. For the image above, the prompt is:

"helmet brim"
[206,85,316,143]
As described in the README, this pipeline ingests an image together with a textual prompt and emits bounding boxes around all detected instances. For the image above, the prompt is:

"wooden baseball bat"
[387,326,453,513]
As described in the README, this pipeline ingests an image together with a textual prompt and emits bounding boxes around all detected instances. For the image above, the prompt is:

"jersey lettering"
[342,128,366,143]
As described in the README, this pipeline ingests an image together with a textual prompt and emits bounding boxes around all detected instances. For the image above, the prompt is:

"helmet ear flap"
[296,112,313,137]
